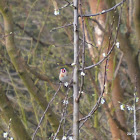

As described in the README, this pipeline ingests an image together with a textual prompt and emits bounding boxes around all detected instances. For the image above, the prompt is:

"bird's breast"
[60,73,64,77]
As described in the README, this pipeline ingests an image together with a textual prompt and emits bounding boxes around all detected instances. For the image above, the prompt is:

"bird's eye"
[62,69,65,73]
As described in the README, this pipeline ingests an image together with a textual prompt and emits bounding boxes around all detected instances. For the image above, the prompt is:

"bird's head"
[60,68,67,74]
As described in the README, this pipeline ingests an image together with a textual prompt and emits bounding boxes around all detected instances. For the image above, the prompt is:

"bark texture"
[88,0,131,139]
[73,0,79,139]
[134,0,140,49]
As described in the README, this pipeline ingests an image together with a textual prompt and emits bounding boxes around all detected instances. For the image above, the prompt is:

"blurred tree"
[0,0,139,140]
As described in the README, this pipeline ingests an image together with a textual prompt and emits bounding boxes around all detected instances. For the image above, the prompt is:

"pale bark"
[73,0,79,139]
[87,0,130,139]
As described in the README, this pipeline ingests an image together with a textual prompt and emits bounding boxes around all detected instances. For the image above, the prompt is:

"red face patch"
[62,69,65,73]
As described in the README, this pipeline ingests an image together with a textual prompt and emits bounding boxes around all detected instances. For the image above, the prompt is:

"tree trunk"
[73,0,79,139]
[87,0,130,139]
[134,0,140,50]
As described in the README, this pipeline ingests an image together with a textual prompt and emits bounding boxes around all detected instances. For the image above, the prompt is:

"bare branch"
[0,32,14,39]
[79,4,123,127]
[53,88,70,140]
[133,92,137,140]
[114,52,124,78]
[6,118,12,140]
[79,37,97,48]
[89,18,107,33]
[58,0,73,11]
[79,56,109,125]
[76,0,86,102]
[79,0,126,17]
[32,83,62,140]
[50,23,73,32]
[82,6,122,71]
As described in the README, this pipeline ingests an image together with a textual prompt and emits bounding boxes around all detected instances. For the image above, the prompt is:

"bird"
[59,68,69,83]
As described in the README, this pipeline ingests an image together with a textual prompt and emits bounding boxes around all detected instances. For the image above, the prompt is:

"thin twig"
[32,83,62,140]
[114,52,123,78]
[79,37,97,48]
[6,118,12,140]
[79,0,126,17]
[58,0,73,11]
[64,0,75,9]
[79,56,109,125]
[50,23,73,32]
[134,92,137,140]
[76,0,86,102]
[134,77,138,140]
[89,18,107,33]
[80,44,114,70]
[82,6,123,71]
[53,88,70,140]
[79,4,123,127]
[0,32,14,39]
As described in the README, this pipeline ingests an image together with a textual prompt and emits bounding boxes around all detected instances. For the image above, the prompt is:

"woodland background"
[0,0,140,140]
